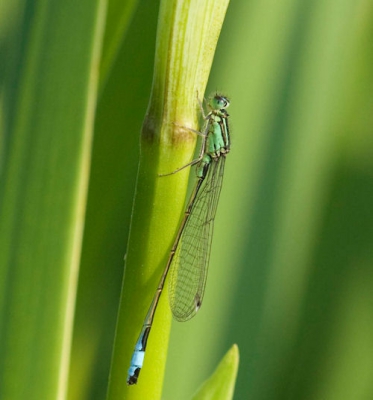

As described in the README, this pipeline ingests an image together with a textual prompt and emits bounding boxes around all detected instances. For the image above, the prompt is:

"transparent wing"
[169,156,226,322]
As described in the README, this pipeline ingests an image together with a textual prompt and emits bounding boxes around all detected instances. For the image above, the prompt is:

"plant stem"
[106,0,230,398]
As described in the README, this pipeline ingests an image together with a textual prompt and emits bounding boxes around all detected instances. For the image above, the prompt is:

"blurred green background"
[66,0,373,398]
[3,0,373,399]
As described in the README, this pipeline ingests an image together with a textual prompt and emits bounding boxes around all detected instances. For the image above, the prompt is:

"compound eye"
[217,96,230,109]
[211,95,230,110]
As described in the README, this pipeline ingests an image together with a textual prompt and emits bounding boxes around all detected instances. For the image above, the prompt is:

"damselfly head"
[209,94,230,111]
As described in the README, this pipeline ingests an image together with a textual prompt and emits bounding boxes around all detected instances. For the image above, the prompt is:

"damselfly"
[127,93,230,385]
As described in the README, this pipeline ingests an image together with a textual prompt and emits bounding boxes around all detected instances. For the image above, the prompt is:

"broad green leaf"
[66,0,160,399]
[0,0,106,398]
[99,0,140,92]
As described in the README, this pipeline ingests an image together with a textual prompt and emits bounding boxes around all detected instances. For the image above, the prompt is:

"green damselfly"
[127,93,230,385]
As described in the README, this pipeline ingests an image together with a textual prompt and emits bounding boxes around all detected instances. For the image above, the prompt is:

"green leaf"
[192,344,239,400]
[0,0,106,398]
[99,0,140,92]
[66,1,160,399]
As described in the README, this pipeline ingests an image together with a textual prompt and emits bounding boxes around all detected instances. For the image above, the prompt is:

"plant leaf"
[192,344,239,400]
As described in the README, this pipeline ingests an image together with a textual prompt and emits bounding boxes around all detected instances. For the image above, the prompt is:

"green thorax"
[196,94,230,178]
[206,108,230,158]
